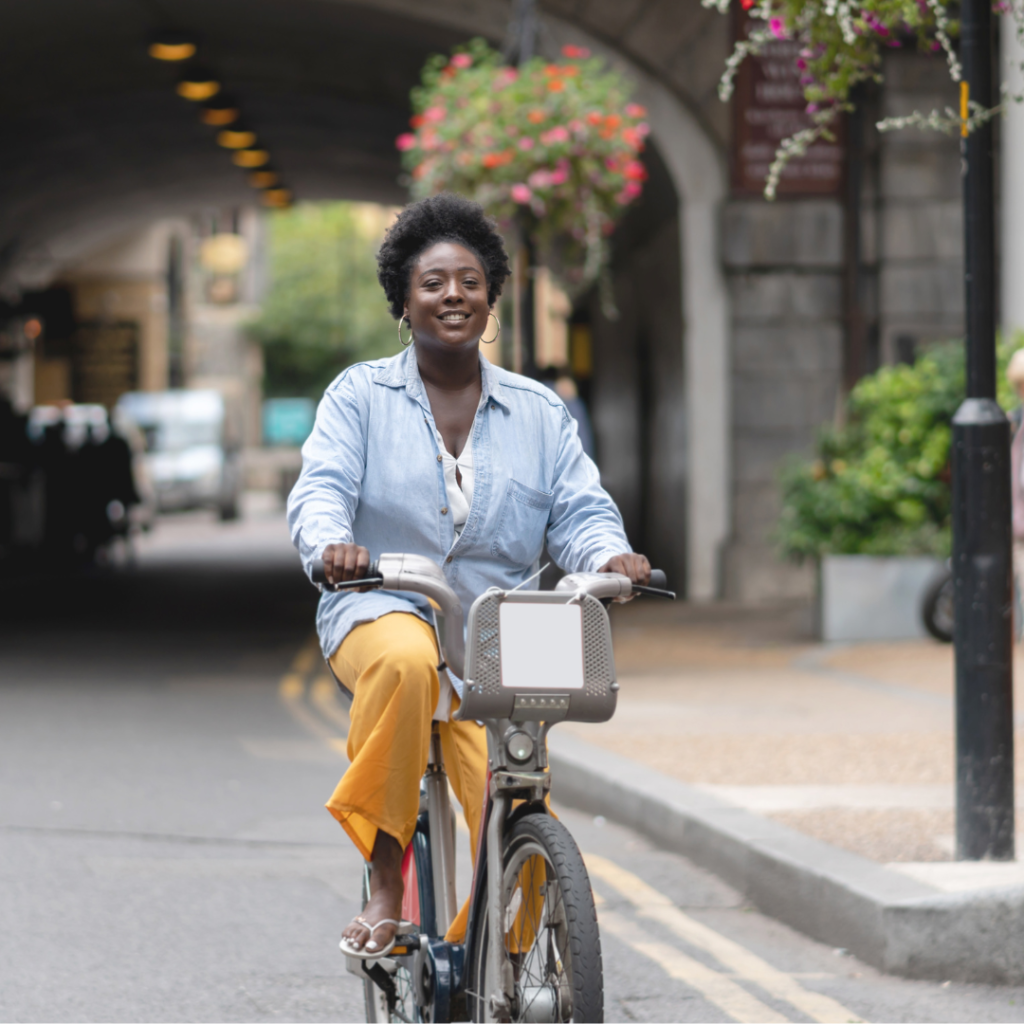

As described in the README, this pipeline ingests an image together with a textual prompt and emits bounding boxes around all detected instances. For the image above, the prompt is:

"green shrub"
[776,336,1023,560]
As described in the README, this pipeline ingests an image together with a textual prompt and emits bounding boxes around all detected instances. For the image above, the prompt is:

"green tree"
[249,202,398,400]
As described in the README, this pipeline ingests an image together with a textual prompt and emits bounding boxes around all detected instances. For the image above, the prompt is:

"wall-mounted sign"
[731,11,844,196]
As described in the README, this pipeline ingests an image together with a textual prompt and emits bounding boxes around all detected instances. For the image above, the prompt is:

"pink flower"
[636,121,650,137]
[450,53,473,69]
[518,137,535,151]
[561,44,591,59]
[511,184,533,203]
[796,57,807,70]
[540,126,570,145]
[395,133,417,151]
[506,124,520,136]
[549,160,570,185]
[568,118,585,134]
[423,106,446,123]
[528,169,553,188]
[625,103,647,118]
[769,17,787,38]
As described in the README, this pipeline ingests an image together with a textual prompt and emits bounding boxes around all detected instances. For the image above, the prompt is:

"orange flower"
[585,111,603,126]
[543,64,560,76]
[409,114,425,128]
[528,109,545,124]
[604,114,622,129]
[482,152,502,168]
[562,65,580,77]
[547,80,565,92]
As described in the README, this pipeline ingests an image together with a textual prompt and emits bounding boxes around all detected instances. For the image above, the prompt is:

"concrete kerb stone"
[547,730,1024,984]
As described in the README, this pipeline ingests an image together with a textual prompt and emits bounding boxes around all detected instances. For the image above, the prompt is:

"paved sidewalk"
[562,600,1024,866]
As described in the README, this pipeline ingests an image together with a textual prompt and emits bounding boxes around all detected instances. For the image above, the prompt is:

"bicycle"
[311,552,674,1023]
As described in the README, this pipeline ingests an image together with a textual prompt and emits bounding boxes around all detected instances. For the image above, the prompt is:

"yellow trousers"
[326,612,488,942]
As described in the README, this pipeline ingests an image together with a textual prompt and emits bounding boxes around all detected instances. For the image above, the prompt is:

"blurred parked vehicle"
[116,390,241,520]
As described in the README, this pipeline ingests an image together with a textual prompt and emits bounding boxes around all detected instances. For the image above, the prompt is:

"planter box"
[820,554,943,642]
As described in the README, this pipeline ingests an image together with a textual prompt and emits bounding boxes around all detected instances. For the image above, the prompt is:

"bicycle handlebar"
[308,555,674,679]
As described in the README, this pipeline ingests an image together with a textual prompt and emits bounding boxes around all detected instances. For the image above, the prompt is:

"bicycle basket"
[458,590,617,723]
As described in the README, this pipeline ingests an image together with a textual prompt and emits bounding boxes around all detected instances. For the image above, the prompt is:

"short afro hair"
[377,193,511,319]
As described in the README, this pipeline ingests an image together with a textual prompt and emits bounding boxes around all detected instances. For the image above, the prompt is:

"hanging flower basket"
[706,0,1024,199]
[396,39,650,296]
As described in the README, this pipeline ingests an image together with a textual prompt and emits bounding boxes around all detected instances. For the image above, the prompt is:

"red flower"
[561,44,591,58]
[409,114,425,128]
[585,111,603,126]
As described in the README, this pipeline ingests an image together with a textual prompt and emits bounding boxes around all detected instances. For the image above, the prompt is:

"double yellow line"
[278,636,350,756]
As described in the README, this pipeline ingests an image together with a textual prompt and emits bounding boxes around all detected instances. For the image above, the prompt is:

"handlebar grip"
[311,558,328,585]
[649,569,667,590]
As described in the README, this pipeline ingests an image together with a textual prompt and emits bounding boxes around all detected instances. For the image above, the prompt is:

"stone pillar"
[1003,13,1024,336]
[721,200,845,603]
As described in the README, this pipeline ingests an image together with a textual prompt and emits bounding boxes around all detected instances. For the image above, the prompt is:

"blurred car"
[116,390,241,520]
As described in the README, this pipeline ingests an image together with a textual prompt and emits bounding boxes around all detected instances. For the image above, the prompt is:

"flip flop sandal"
[339,917,414,961]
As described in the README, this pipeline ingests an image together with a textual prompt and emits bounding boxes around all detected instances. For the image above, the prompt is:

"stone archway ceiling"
[0,0,728,295]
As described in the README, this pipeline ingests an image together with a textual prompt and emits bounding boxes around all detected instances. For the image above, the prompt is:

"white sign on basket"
[498,602,585,690]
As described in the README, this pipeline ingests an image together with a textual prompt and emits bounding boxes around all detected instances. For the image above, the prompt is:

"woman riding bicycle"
[287,193,649,961]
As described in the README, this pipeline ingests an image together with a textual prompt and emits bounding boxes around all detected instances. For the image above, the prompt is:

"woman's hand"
[322,543,371,585]
[598,553,651,586]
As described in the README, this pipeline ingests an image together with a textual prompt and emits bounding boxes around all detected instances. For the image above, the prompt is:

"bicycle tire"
[921,570,954,643]
[467,812,603,1023]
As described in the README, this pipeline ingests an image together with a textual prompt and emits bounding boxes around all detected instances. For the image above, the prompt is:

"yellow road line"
[277,671,346,751]
[586,853,863,1024]
[310,674,351,732]
[599,909,790,1023]
[291,636,320,675]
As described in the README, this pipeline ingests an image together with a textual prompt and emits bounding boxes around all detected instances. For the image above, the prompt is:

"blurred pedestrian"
[540,367,596,460]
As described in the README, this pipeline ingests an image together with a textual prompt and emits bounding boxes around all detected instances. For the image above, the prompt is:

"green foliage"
[777,335,1024,560]
[248,202,397,400]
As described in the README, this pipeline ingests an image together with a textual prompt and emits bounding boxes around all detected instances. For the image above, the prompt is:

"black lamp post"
[953,0,1016,860]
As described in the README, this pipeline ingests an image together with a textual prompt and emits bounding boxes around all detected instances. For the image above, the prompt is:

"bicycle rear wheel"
[468,813,603,1023]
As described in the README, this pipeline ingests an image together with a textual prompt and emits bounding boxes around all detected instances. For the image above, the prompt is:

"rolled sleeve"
[544,408,631,573]
[286,371,367,578]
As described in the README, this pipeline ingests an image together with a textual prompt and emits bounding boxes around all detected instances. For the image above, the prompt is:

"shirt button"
[446,555,453,563]
[437,454,443,462]
[441,507,448,515]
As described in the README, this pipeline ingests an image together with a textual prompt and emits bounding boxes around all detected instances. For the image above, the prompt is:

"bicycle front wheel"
[469,813,603,1023]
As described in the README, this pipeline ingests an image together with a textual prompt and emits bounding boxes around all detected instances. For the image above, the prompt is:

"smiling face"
[404,241,491,353]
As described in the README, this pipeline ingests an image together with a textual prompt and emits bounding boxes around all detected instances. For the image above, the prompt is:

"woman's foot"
[342,830,404,954]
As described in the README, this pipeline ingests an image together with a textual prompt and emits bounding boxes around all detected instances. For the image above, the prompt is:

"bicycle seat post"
[425,724,458,936]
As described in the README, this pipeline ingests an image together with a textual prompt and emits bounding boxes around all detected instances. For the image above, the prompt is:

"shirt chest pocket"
[490,479,554,567]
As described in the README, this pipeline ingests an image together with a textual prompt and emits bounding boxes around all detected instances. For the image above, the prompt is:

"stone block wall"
[877,52,963,361]
[721,200,845,603]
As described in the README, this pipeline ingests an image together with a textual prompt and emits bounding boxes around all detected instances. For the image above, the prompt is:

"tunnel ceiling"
[1,0,728,297]
[0,0,477,294]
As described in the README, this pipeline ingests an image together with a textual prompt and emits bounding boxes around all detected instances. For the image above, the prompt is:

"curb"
[547,731,1024,985]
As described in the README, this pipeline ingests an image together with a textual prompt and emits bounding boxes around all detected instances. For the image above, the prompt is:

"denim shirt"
[287,345,631,682]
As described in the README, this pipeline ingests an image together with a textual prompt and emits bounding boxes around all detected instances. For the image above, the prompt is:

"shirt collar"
[373,344,511,412]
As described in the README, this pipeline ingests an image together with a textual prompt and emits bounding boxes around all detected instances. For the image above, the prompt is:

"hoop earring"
[398,315,413,347]
[482,312,501,344]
